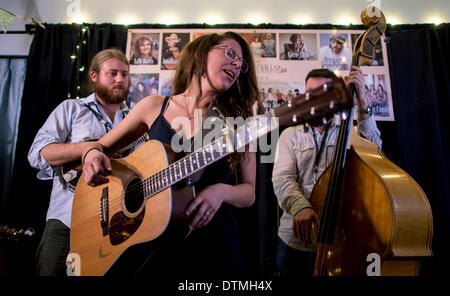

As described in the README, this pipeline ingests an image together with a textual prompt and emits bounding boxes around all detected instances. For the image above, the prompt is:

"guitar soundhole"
[109,177,145,246]
[124,178,144,214]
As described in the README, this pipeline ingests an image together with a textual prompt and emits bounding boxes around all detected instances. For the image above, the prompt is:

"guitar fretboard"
[142,115,276,199]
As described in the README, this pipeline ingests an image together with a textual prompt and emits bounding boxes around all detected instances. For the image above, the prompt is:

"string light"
[69,25,89,101]
[71,14,86,24]
[386,16,401,25]
[426,16,443,25]
[337,16,356,26]
[119,15,136,26]
[293,16,312,25]
[158,14,178,25]
[246,15,266,25]
[201,14,223,25]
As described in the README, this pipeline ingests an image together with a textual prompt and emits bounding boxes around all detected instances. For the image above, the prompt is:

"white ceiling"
[2,0,449,31]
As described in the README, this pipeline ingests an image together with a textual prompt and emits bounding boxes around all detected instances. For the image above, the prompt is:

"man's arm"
[28,100,75,176]
[345,66,382,149]
[272,127,319,242]
[272,128,311,216]
[40,141,97,166]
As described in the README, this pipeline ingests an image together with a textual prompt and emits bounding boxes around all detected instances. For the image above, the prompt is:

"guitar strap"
[189,100,224,150]
[55,101,130,192]
[83,101,130,133]
[186,101,227,185]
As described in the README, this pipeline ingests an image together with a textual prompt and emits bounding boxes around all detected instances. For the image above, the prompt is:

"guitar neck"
[141,78,353,199]
[142,115,277,199]
[122,133,149,152]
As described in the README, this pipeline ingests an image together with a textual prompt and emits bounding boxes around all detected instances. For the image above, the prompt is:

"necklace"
[183,97,194,120]
[311,124,331,184]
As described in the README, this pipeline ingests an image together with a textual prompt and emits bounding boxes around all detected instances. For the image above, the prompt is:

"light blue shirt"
[27,93,128,228]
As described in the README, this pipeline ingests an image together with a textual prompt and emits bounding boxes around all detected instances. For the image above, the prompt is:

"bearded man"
[320,34,352,71]
[28,49,130,276]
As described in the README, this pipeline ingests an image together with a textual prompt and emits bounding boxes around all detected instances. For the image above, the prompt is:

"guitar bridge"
[100,187,109,236]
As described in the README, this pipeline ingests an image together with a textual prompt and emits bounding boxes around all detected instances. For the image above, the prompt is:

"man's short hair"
[89,48,129,74]
[305,68,337,84]
[88,48,129,91]
[330,34,346,44]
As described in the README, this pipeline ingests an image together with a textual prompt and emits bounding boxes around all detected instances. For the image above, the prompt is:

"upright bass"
[310,6,433,276]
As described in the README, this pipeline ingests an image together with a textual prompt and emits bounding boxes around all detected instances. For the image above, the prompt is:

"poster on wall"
[128,32,160,65]
[126,28,394,121]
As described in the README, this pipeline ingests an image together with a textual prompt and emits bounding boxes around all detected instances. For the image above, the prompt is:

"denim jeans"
[276,237,315,277]
[35,219,70,276]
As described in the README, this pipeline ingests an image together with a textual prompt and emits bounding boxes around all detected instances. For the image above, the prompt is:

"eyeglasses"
[212,45,249,73]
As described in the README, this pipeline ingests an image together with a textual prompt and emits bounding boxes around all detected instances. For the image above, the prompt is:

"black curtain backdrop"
[3,23,449,277]
[385,24,450,275]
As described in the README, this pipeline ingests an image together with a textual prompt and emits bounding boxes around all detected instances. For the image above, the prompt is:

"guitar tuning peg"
[310,107,316,115]
[323,83,328,92]
[322,117,327,124]
[329,100,335,109]
[341,112,348,120]
[292,114,297,123]
[287,99,292,107]
[305,92,310,100]
[303,123,309,132]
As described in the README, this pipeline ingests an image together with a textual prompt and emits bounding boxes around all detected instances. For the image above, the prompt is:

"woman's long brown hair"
[172,31,259,170]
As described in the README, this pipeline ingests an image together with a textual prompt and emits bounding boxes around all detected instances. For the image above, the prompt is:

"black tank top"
[148,96,179,145]
[148,96,232,190]
[146,96,243,277]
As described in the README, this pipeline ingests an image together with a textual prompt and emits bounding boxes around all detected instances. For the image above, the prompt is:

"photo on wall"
[319,33,352,71]
[364,73,392,119]
[351,33,384,66]
[239,32,277,59]
[279,33,318,60]
[240,32,265,59]
[260,33,277,58]
[126,28,394,121]
[128,32,160,65]
[257,82,305,113]
[160,77,174,97]
[127,73,159,108]
[161,32,190,70]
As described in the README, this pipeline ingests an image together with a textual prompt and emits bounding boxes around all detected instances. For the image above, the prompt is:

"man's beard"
[309,113,334,128]
[331,45,343,55]
[94,82,129,104]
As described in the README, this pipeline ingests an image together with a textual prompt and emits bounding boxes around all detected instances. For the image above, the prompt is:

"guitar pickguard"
[109,209,145,245]
[107,177,146,245]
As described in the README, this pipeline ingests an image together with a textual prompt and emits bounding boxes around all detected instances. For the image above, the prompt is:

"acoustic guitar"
[69,78,352,276]
[60,133,150,192]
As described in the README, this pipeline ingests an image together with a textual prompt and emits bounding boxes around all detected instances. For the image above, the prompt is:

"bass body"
[310,130,433,275]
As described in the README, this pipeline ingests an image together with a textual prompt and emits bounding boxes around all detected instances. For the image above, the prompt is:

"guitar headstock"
[273,78,353,127]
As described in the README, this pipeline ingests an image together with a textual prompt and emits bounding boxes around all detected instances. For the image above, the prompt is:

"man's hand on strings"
[292,207,320,243]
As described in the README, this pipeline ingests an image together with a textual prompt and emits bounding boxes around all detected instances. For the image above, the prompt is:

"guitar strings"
[101,116,266,210]
[99,135,232,210]
[99,116,285,211]
[94,116,269,211]
[96,109,330,211]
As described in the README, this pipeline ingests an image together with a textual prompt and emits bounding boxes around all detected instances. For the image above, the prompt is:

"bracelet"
[358,105,373,116]
[82,144,103,165]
